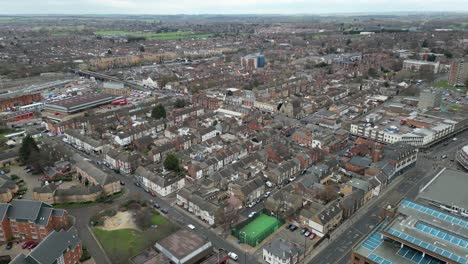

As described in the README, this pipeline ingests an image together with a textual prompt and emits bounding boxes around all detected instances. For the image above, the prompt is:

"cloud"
[0,0,467,14]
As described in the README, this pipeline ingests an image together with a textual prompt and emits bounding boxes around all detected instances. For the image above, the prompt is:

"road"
[306,131,468,264]
[49,136,260,264]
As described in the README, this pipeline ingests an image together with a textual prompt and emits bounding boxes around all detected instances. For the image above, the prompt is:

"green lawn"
[150,212,167,225]
[433,80,452,89]
[94,211,179,263]
[94,30,210,40]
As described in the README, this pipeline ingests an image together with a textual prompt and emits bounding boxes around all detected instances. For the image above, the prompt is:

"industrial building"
[351,168,468,264]
[44,93,118,114]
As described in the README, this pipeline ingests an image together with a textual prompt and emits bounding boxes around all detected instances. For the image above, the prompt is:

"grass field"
[434,80,452,89]
[94,211,179,263]
[239,213,281,246]
[94,30,210,40]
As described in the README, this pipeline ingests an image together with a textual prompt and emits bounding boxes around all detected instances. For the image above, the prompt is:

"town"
[0,10,467,264]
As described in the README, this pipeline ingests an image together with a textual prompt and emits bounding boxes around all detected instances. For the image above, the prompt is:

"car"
[265,181,273,188]
[248,212,256,218]
[150,191,157,197]
[228,252,239,261]
[308,233,316,240]
[119,180,125,185]
[264,191,271,198]
[442,155,448,159]
[288,224,298,231]
[160,209,169,214]
[22,241,34,249]
[289,177,296,182]
[153,203,160,209]
[304,231,311,237]
[27,241,38,249]
[301,228,308,234]
[0,171,4,175]
[6,242,12,250]
[247,202,255,208]
[187,224,196,230]
[134,182,141,187]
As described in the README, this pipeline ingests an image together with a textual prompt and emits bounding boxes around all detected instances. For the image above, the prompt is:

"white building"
[263,238,300,264]
[135,166,185,197]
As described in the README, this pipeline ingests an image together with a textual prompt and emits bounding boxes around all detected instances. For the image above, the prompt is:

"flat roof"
[418,168,468,211]
[44,93,117,113]
[155,229,212,261]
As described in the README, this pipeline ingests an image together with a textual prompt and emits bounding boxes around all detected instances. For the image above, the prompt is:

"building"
[241,53,265,70]
[456,144,468,171]
[402,59,440,74]
[75,159,122,195]
[0,200,68,242]
[102,82,131,96]
[263,238,301,264]
[10,227,82,264]
[418,89,442,110]
[135,166,185,197]
[0,93,42,111]
[301,200,343,237]
[154,229,213,264]
[44,93,117,114]
[448,58,468,86]
[351,168,468,264]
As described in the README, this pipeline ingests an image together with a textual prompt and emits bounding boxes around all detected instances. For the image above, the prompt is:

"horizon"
[1,0,468,15]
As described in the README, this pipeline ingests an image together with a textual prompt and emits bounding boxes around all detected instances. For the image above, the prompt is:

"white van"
[228,252,238,261]
[187,224,195,230]
[265,181,273,188]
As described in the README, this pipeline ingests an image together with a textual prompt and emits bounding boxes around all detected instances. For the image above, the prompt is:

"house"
[0,200,68,241]
[339,189,365,219]
[228,177,265,204]
[344,156,372,175]
[200,126,218,142]
[0,175,19,203]
[103,147,140,174]
[176,187,222,226]
[135,166,185,197]
[263,238,301,264]
[10,227,82,264]
[75,159,122,195]
[301,200,342,237]
[291,130,313,147]
[341,178,373,205]
[64,129,105,154]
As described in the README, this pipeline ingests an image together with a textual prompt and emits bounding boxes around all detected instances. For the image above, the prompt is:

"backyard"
[92,201,179,263]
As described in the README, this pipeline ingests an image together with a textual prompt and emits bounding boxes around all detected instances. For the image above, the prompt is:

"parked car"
[301,228,308,235]
[119,180,125,185]
[5,242,12,250]
[134,182,141,187]
[304,231,311,237]
[187,224,196,230]
[228,252,239,261]
[150,191,157,197]
[248,212,256,218]
[287,224,298,231]
[22,241,34,249]
[27,242,38,249]
[247,202,255,208]
[264,191,271,198]
[289,176,296,182]
[265,181,273,188]
[160,209,169,214]
[309,233,316,240]
[153,203,160,209]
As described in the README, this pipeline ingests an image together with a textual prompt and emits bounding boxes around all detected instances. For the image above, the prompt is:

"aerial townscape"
[0,1,467,264]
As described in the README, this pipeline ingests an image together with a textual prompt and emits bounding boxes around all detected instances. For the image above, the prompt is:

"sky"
[0,0,467,15]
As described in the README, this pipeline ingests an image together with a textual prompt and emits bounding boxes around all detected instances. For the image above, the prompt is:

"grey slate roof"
[8,200,50,221]
[263,238,301,260]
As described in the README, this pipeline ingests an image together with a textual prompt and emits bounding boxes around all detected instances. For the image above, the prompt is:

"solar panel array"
[415,222,468,249]
[368,253,393,264]
[397,245,445,264]
[401,200,468,229]
[387,228,467,264]
[362,232,383,251]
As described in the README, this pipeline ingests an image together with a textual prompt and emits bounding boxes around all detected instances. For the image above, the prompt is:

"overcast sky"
[1,0,467,14]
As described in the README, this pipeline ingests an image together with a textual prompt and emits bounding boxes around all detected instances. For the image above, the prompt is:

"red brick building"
[10,227,82,264]
[191,94,221,110]
[0,93,42,111]
[0,200,68,242]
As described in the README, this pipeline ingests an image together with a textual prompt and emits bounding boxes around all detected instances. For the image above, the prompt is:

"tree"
[139,45,145,52]
[226,90,233,96]
[427,54,437,62]
[19,135,39,163]
[443,50,453,59]
[135,210,153,230]
[164,153,180,172]
[151,104,166,119]
[346,38,352,46]
[174,99,186,108]
[368,67,378,78]
[421,39,429,48]
[107,49,112,55]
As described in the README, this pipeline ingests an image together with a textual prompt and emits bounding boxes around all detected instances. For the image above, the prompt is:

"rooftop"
[155,229,212,261]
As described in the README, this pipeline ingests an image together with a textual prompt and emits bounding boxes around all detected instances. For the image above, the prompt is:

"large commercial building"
[448,59,468,86]
[351,168,468,264]
[44,93,118,114]
[350,112,457,147]
[241,53,265,70]
[418,89,442,111]
[402,59,440,74]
